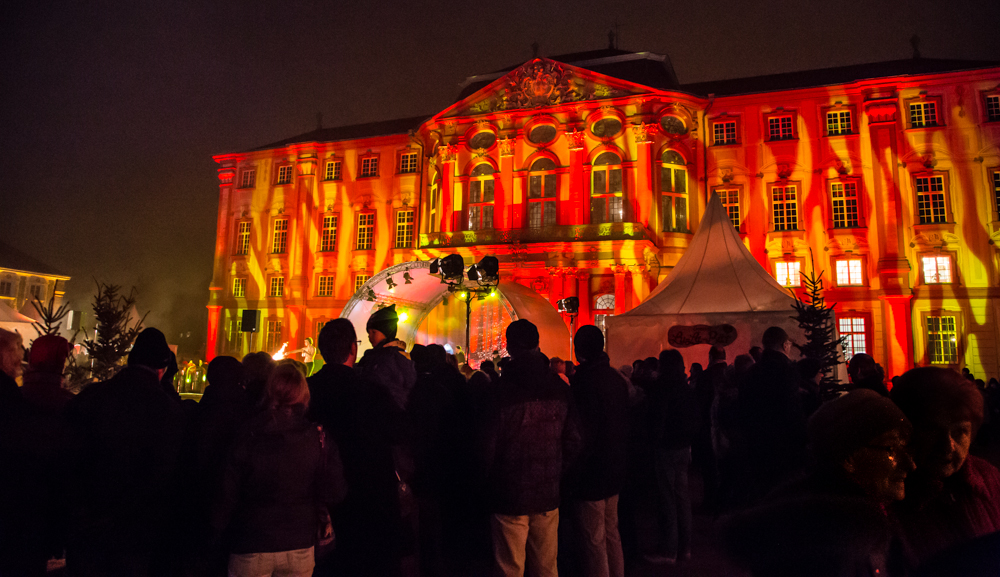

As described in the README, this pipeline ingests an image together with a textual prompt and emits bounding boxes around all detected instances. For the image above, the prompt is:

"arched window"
[594,293,615,336]
[468,164,495,230]
[591,152,624,224]
[528,158,557,228]
[660,150,688,232]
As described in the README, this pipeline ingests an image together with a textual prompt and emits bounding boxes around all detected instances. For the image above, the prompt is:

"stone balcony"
[418,222,654,249]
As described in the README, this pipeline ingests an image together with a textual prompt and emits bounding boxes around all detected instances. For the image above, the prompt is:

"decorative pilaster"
[548,267,565,308]
[565,129,588,226]
[628,264,647,309]
[613,265,629,315]
[576,269,592,326]
[439,145,458,232]
[632,123,654,228]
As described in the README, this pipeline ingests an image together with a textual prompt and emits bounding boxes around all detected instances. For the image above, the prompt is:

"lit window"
[594,294,615,336]
[240,169,256,188]
[835,259,864,286]
[395,210,414,248]
[590,117,622,138]
[269,277,284,297]
[236,221,251,255]
[992,170,1000,219]
[713,120,738,145]
[324,160,341,181]
[528,158,557,229]
[232,278,246,298]
[718,189,741,229]
[660,151,688,232]
[0,280,11,296]
[320,214,338,252]
[591,152,624,224]
[768,115,795,140]
[354,274,370,292]
[469,131,497,150]
[772,185,798,231]
[838,317,867,360]
[276,165,293,184]
[399,152,419,174]
[356,213,375,250]
[987,95,1000,122]
[271,219,288,254]
[826,110,852,136]
[927,315,958,364]
[226,318,242,354]
[360,156,379,178]
[317,276,334,297]
[265,320,283,353]
[922,256,952,284]
[909,101,938,128]
[29,284,43,300]
[468,164,495,231]
[915,175,947,224]
[775,261,801,287]
[830,181,860,228]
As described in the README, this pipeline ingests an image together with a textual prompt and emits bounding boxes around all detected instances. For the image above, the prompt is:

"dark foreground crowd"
[1,309,1000,577]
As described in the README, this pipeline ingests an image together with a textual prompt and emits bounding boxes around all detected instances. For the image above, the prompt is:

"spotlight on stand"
[364,288,377,302]
[467,255,500,286]
[439,254,466,282]
[386,276,397,292]
[403,271,414,284]
[557,297,579,314]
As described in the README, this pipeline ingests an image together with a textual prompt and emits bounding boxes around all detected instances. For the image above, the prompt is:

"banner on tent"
[667,324,738,348]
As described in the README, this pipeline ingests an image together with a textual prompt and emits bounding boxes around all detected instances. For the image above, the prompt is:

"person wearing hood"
[356,304,416,411]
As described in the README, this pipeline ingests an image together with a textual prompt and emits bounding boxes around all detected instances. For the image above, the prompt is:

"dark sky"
[2,0,997,353]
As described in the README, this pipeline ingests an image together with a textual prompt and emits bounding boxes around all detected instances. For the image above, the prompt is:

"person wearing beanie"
[356,304,416,411]
[20,334,74,413]
[63,326,184,576]
[890,366,1000,567]
[566,324,629,577]
[481,319,581,577]
[724,389,915,577]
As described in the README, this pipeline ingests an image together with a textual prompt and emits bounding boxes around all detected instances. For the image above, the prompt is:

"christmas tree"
[790,268,846,395]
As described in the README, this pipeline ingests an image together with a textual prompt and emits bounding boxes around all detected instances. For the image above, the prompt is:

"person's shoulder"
[961,455,1000,496]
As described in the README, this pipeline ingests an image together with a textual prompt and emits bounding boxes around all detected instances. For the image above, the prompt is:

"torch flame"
[272,342,288,361]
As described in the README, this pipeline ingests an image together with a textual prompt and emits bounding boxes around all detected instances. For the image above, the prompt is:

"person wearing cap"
[63,327,184,577]
[565,325,629,577]
[480,319,582,577]
[356,304,416,411]
[725,389,916,576]
[890,366,1000,567]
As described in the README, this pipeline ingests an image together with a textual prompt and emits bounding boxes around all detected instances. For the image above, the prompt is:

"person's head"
[761,326,792,355]
[425,344,448,368]
[708,345,727,366]
[505,319,539,358]
[892,367,983,480]
[207,355,246,393]
[242,351,276,384]
[497,356,511,373]
[264,362,310,409]
[28,334,72,374]
[573,324,605,363]
[0,328,24,379]
[847,353,878,384]
[366,304,398,347]
[550,357,566,375]
[748,346,763,362]
[658,349,685,380]
[318,318,358,366]
[797,357,823,386]
[480,360,495,373]
[304,337,314,347]
[127,328,172,376]
[733,354,755,376]
[808,389,914,504]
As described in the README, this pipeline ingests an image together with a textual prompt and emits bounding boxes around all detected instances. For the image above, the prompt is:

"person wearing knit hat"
[366,304,399,347]
[356,304,415,411]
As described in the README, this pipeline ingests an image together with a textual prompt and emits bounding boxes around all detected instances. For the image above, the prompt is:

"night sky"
[2,0,997,355]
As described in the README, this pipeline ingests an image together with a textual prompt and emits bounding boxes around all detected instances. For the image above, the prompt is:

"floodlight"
[364,288,377,302]
[477,255,500,278]
[557,297,579,314]
[403,271,414,284]
[398,312,409,323]
[386,276,397,292]
[440,254,466,280]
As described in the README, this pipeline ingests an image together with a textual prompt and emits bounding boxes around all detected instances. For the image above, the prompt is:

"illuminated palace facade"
[209,49,1000,379]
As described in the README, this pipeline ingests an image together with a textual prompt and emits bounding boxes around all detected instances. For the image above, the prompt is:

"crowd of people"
[1,311,1000,577]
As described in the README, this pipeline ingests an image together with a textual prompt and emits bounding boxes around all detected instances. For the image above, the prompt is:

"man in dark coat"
[63,327,184,577]
[308,318,409,577]
[567,325,629,577]
[481,319,582,577]
[357,304,417,411]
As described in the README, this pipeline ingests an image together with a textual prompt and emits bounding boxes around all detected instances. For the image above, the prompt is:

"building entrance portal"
[340,261,571,365]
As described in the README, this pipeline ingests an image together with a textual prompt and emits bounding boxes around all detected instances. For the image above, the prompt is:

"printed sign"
[667,324,738,348]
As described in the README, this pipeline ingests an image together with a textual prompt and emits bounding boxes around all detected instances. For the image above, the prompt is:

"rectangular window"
[922,255,952,284]
[399,152,418,174]
[321,214,338,252]
[271,218,288,254]
[265,320,283,353]
[772,185,798,231]
[232,277,246,298]
[29,285,42,300]
[236,221,251,255]
[909,101,938,128]
[354,274,370,293]
[992,170,1000,220]
[768,115,795,140]
[838,317,867,360]
[716,189,741,229]
[360,156,379,178]
[269,276,285,297]
[276,165,293,184]
[226,318,242,354]
[395,210,414,248]
[775,261,801,287]
[470,178,497,230]
[317,275,334,297]
[324,160,341,181]
[356,213,375,250]
[915,175,947,224]
[987,95,1000,122]
[713,120,738,145]
[927,315,958,364]
[826,110,853,136]
[835,259,864,286]
[0,280,11,296]
[240,169,256,188]
[830,181,860,228]
[660,164,688,232]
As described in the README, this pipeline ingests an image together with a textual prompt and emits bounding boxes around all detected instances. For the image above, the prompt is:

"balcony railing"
[419,222,653,248]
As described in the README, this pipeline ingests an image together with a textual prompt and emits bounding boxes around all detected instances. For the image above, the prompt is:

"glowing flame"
[272,342,288,361]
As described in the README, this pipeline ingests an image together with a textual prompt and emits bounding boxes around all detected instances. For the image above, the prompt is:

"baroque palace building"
[209,48,1000,379]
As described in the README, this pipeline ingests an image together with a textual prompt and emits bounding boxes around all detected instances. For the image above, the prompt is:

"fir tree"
[30,292,72,337]
[82,282,146,381]
[790,268,846,394]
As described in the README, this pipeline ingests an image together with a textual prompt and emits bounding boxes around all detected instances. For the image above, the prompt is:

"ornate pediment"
[446,59,646,117]
[910,230,960,251]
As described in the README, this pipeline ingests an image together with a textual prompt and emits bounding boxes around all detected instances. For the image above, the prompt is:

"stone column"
[439,145,457,232]
[628,264,648,310]
[613,265,629,315]
[576,269,592,326]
